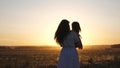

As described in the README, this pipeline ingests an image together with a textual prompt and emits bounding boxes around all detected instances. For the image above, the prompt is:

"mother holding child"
[54,19,83,68]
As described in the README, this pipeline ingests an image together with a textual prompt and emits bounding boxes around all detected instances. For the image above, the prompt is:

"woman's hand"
[76,42,83,49]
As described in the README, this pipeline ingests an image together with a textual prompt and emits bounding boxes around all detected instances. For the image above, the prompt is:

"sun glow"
[0,0,120,46]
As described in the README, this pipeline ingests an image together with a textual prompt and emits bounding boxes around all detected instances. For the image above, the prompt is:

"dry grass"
[0,45,120,68]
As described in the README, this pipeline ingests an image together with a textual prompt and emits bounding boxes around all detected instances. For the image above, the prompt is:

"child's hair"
[72,21,81,34]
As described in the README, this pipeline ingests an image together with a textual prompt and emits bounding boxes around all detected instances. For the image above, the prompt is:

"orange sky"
[0,0,120,46]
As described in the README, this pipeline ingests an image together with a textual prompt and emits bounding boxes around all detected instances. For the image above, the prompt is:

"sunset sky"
[0,0,120,46]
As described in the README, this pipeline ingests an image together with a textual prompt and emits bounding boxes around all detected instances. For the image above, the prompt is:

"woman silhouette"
[54,19,82,68]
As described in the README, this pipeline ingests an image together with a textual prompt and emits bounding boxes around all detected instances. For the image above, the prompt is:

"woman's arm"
[75,40,83,49]
[73,31,83,49]
[75,34,83,49]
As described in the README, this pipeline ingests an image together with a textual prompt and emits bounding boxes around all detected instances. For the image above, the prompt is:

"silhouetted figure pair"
[54,19,83,68]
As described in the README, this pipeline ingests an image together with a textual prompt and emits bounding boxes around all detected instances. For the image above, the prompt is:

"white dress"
[57,31,80,68]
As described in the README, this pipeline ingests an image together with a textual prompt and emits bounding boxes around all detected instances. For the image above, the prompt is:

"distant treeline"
[111,44,120,48]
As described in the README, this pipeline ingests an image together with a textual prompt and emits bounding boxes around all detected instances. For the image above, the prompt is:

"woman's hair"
[72,21,81,34]
[54,19,70,46]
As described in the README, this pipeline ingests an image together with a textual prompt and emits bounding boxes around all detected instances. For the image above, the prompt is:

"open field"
[0,45,120,68]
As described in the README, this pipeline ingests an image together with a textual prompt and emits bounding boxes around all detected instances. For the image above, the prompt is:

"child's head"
[72,22,81,34]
